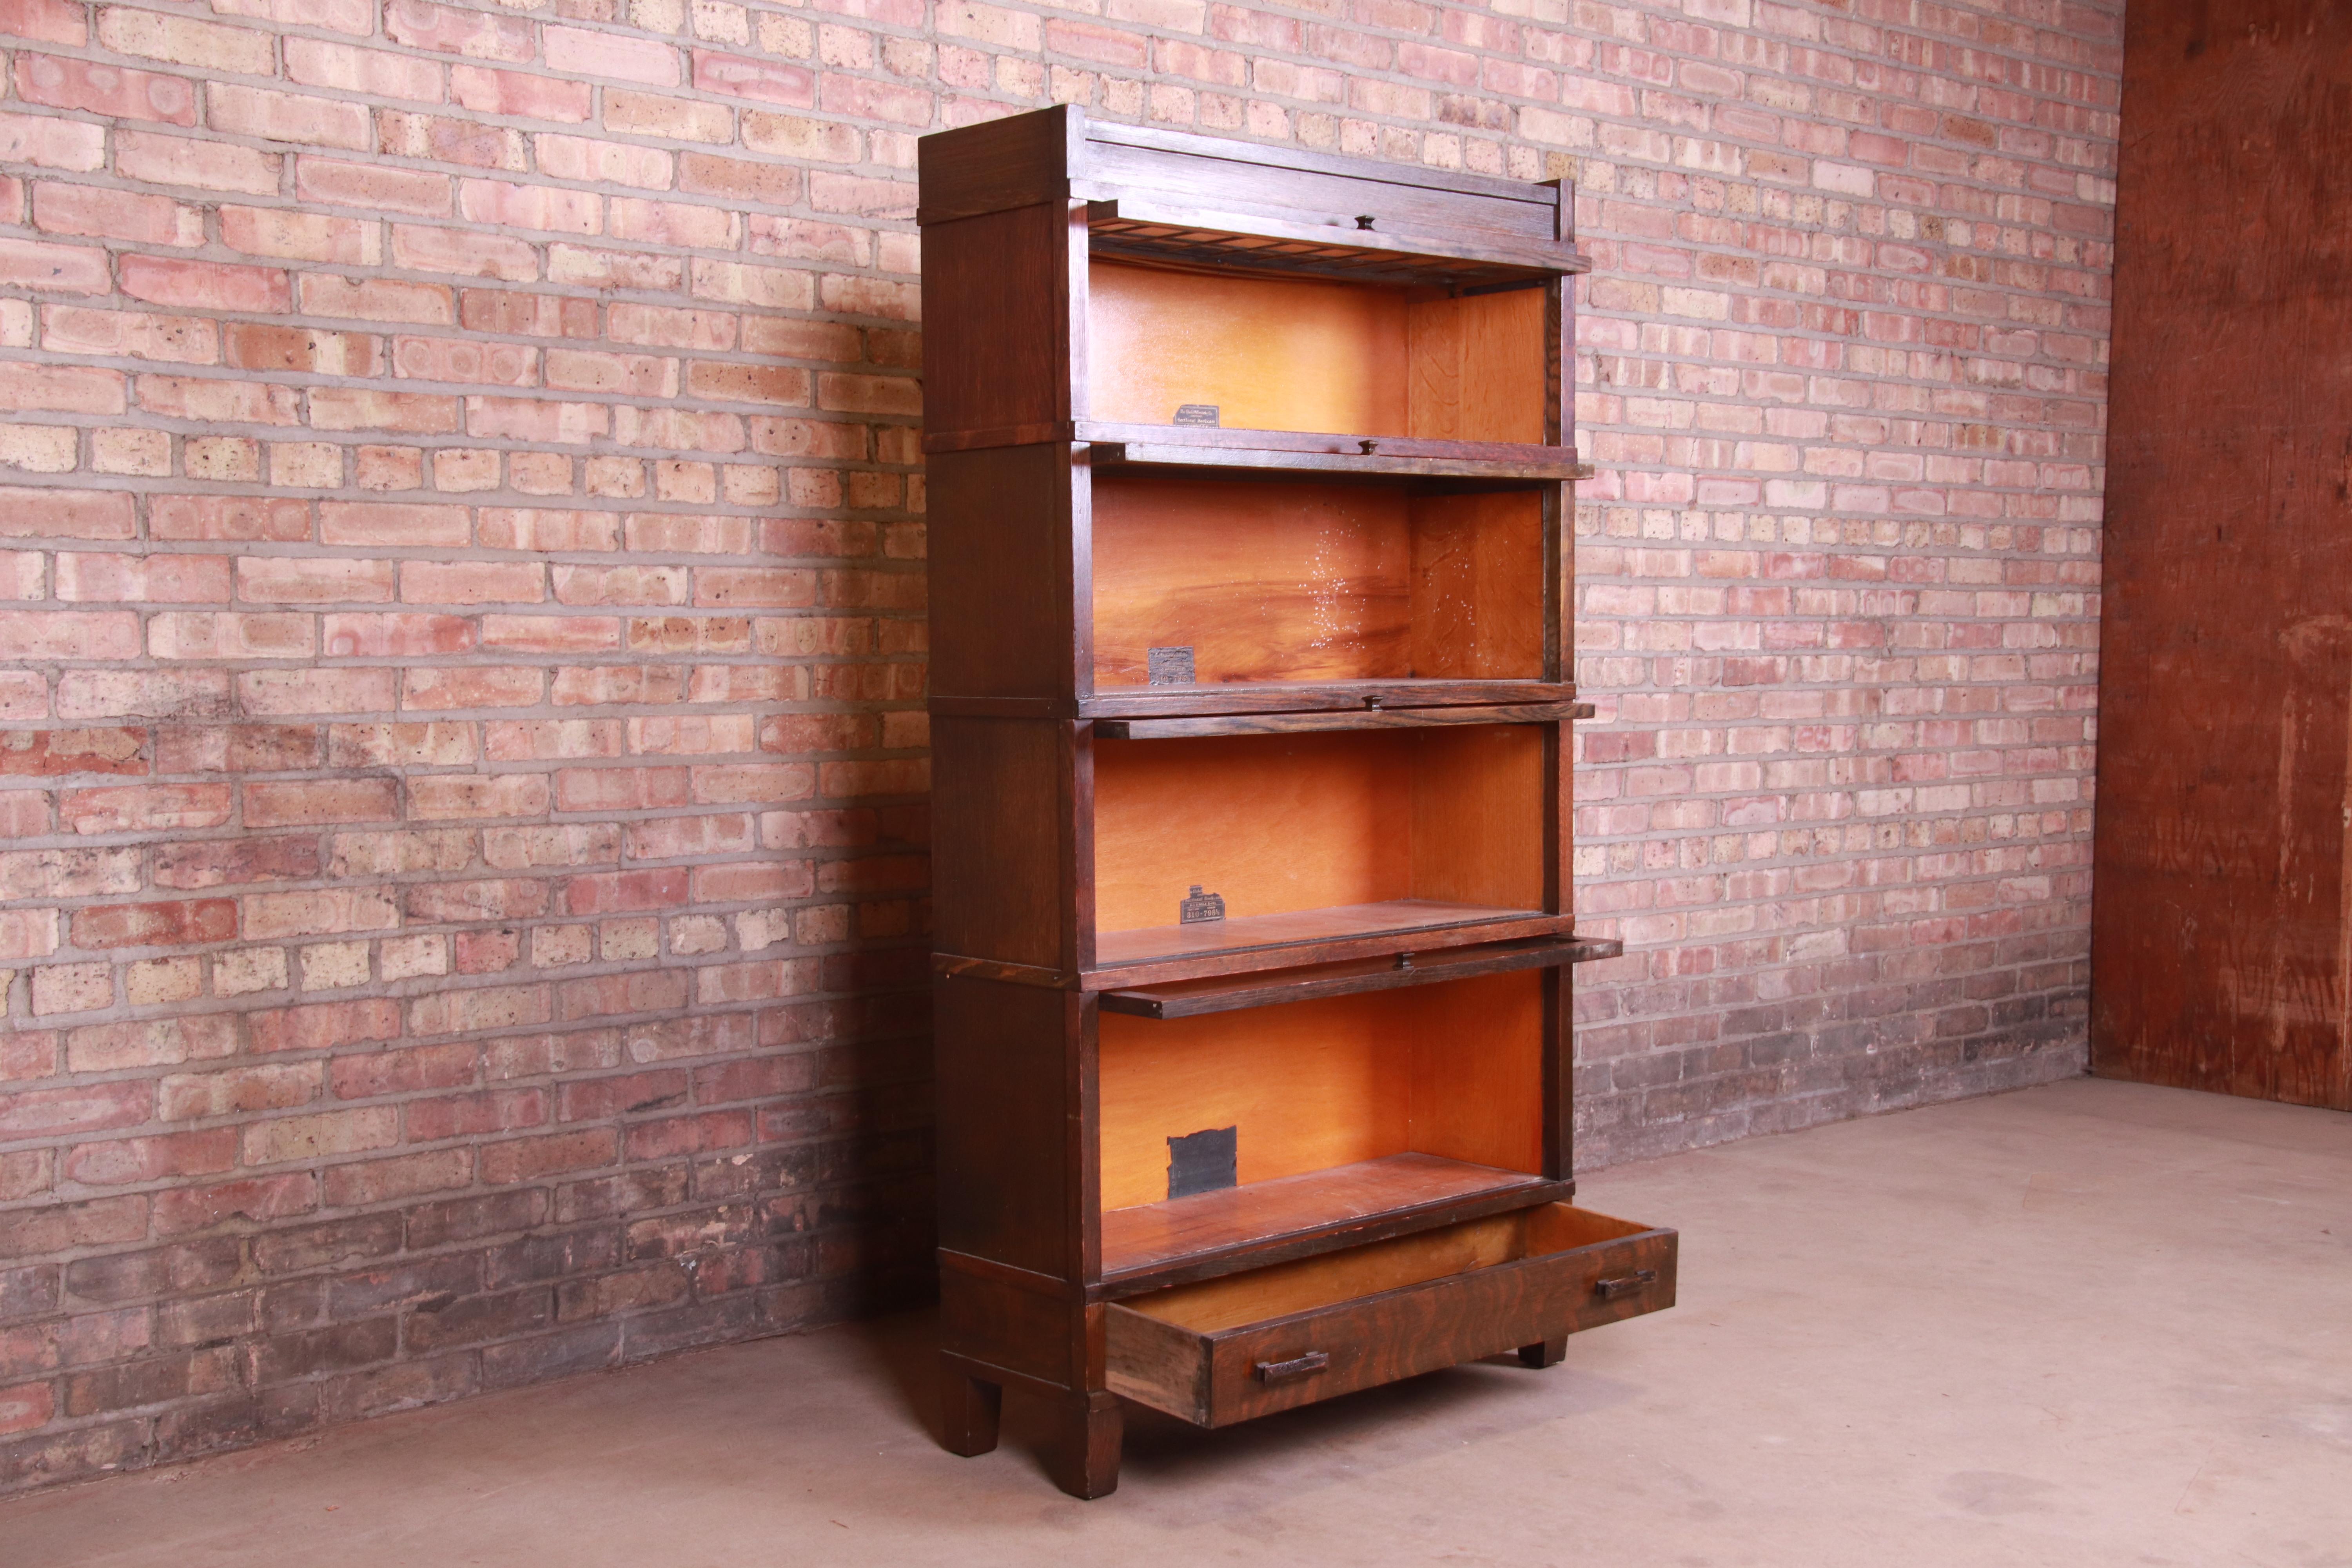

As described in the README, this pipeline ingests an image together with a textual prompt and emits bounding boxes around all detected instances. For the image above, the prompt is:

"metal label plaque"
[1178,884,1225,924]
[1173,403,1220,427]
[1147,646,1196,685]
[1166,1125,1238,1200]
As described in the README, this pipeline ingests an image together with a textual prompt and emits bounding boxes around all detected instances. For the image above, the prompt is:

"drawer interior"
[1089,477,1543,689]
[1115,1203,1649,1331]
[1087,258,1546,440]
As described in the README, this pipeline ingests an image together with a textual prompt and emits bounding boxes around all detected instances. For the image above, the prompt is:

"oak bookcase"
[918,105,1677,1498]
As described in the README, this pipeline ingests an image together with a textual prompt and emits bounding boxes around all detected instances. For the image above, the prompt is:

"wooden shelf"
[1093,900,1571,974]
[1098,1152,1569,1295]
[1080,421,1590,484]
[1086,680,1572,718]
[1095,703,1586,740]
[931,681,1580,720]
[1099,935,1621,1018]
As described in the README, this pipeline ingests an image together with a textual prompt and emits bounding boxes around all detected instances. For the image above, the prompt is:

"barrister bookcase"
[918,106,1677,1498]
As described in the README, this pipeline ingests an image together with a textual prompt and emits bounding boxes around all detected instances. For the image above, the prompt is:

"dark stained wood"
[933,952,1073,989]
[920,204,1070,439]
[1095,705,1581,740]
[1088,433,1590,482]
[1044,1387,1122,1499]
[1093,442,1585,483]
[933,976,1080,1281]
[1076,140,1568,252]
[928,718,1068,969]
[1093,901,1564,970]
[935,913,1597,994]
[915,103,1082,225]
[926,446,1075,702]
[921,107,1644,1497]
[2092,4,2352,1110]
[938,1362,1002,1455]
[931,681,1579,719]
[1087,214,1574,290]
[1104,1203,1677,1426]
[1098,936,1620,1018]
[1087,118,1563,213]
[923,421,1076,454]
[1078,421,1584,464]
[1098,1152,1563,1292]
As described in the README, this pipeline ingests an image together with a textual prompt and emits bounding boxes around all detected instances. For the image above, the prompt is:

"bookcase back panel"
[1091,727,1546,934]
[1096,970,1543,1211]
[1094,732,1411,928]
[1089,260,1408,434]
[1090,480,1544,688]
[1088,260,1548,440]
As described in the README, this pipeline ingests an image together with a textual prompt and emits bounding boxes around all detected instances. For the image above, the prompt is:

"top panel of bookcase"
[916,106,1588,287]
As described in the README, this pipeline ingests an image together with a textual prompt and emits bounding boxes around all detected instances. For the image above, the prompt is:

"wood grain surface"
[1097,935,1615,1017]
[1105,1201,1675,1426]
[1094,970,1545,1210]
[2092,2,2352,1109]
[1097,1151,1560,1287]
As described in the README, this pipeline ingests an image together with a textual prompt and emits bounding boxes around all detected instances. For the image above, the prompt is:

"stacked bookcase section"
[919,107,1677,1498]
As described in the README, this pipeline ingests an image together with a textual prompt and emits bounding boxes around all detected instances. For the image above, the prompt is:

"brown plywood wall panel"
[2092,1,2352,1108]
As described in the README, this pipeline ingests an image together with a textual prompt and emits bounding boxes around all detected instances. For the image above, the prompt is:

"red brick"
[33,183,203,249]
[0,728,145,776]
[0,0,87,46]
[118,255,290,313]
[691,49,812,106]
[246,999,401,1055]
[0,1080,149,1139]
[114,131,280,194]
[546,25,679,86]
[15,51,196,125]
[151,1175,316,1237]
[244,779,400,828]
[452,65,592,121]
[478,1128,615,1185]
[0,235,111,293]
[63,1129,239,1187]
[69,899,236,949]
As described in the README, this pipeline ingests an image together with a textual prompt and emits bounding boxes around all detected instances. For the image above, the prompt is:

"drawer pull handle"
[1253,1351,1329,1383]
[1594,1269,1657,1300]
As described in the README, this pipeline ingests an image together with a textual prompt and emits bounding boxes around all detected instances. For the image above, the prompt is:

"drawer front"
[1107,1207,1675,1428]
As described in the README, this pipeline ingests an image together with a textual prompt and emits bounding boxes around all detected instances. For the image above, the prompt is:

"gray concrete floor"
[5,1076,2348,1566]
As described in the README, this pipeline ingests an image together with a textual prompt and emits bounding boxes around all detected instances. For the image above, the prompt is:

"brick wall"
[0,0,2118,1492]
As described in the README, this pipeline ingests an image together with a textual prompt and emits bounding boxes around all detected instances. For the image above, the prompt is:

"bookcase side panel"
[931,715,1074,969]
[935,976,1085,1280]
[921,202,1073,440]
[927,445,1078,702]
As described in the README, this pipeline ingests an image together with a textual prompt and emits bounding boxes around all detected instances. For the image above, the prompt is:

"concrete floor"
[5,1076,2348,1567]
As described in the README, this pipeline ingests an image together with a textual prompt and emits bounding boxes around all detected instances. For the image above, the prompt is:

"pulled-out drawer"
[1105,1203,1674,1428]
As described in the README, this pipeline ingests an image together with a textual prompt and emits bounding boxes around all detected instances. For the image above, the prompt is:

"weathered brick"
[0,0,2118,1494]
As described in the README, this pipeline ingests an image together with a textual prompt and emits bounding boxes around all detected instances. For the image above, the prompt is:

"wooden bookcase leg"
[940,1360,1003,1457]
[1044,1389,1123,1499]
[1517,1335,1568,1369]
